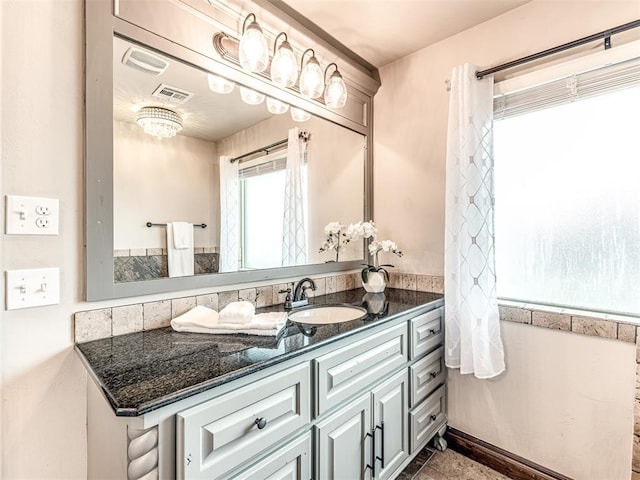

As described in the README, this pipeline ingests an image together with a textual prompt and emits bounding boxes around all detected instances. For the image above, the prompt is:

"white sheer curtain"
[219,155,239,272]
[444,63,505,379]
[281,127,308,266]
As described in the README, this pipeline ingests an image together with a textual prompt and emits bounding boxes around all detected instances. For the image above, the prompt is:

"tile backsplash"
[114,248,219,282]
[74,272,445,343]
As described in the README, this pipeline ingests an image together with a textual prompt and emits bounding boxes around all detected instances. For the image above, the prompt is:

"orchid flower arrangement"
[319,220,402,282]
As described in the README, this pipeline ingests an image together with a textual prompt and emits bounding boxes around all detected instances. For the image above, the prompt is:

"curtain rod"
[230,139,287,163]
[476,19,640,80]
[229,130,311,164]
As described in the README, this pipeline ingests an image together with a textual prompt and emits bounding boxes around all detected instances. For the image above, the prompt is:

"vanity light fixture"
[266,97,289,114]
[136,107,183,139]
[270,32,298,88]
[207,73,235,94]
[240,86,265,105]
[290,106,310,122]
[238,13,269,73]
[299,49,324,99]
[323,63,348,109]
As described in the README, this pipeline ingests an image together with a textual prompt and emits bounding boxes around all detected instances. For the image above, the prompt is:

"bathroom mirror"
[85,0,375,300]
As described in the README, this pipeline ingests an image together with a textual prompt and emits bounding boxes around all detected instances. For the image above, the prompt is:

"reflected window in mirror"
[240,149,309,270]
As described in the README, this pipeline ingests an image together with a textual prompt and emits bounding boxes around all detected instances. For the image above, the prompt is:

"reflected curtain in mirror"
[219,156,239,272]
[282,127,308,266]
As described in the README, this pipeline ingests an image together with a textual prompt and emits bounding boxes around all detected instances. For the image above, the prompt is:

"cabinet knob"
[429,329,437,335]
[255,417,267,429]
[430,414,437,422]
[429,371,438,379]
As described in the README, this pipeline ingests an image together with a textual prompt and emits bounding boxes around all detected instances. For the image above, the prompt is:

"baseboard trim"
[444,427,573,480]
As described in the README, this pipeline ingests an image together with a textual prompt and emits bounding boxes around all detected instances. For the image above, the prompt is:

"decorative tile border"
[114,247,219,256]
[74,273,446,343]
[497,301,638,344]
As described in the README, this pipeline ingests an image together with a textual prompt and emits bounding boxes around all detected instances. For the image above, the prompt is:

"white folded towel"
[170,306,287,337]
[167,222,194,278]
[171,306,220,332]
[219,301,255,324]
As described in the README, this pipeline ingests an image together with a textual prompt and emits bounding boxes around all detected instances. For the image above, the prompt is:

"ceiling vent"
[152,84,194,104]
[122,47,169,76]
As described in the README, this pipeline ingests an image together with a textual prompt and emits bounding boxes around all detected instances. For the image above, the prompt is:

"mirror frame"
[85,0,379,300]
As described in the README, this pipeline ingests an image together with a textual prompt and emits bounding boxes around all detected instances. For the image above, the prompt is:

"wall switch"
[5,195,59,235]
[6,268,61,310]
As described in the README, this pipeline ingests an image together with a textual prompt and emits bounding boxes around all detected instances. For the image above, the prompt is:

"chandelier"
[136,107,183,139]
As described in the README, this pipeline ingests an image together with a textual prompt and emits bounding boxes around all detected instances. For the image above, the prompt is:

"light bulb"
[324,70,348,108]
[266,97,289,114]
[290,107,310,122]
[271,40,298,88]
[239,19,268,73]
[240,86,265,105]
[299,56,324,99]
[207,73,235,94]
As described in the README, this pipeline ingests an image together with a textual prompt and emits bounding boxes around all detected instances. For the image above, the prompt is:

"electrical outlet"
[5,195,59,235]
[6,268,61,310]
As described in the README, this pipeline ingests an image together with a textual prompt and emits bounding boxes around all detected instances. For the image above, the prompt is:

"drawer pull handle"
[255,417,267,430]
[430,414,438,422]
[429,371,438,379]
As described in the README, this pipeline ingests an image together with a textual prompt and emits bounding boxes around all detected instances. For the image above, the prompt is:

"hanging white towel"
[167,222,194,277]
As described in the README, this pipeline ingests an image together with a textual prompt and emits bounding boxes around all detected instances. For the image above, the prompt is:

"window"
[494,58,640,316]
[239,153,308,270]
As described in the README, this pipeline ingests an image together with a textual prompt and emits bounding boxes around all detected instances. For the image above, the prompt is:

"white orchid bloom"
[324,222,344,235]
[380,240,398,252]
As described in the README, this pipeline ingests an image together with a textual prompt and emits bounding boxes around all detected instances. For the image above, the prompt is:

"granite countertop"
[76,288,444,417]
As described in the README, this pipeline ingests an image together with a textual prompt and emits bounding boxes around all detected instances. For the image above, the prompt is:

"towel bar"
[146,222,207,228]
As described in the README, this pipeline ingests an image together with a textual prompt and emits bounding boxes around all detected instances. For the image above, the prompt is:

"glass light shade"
[239,21,269,73]
[324,71,348,108]
[270,41,298,88]
[136,107,183,139]
[207,73,235,94]
[266,97,289,114]
[239,86,265,105]
[290,107,310,122]
[299,56,324,99]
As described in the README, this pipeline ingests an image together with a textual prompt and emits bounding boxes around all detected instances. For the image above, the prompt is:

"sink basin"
[288,305,367,325]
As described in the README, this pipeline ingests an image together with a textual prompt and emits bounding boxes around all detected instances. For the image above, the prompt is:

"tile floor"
[398,448,513,480]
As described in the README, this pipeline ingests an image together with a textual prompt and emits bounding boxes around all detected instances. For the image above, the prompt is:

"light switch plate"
[5,195,59,235]
[6,268,60,310]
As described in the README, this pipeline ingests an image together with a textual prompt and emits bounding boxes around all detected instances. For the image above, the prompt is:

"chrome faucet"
[292,277,317,307]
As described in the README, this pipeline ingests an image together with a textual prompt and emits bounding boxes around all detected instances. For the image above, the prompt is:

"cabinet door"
[372,370,409,480]
[231,432,312,480]
[315,395,373,480]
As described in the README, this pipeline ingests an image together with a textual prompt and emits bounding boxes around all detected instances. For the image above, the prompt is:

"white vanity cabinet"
[84,300,447,480]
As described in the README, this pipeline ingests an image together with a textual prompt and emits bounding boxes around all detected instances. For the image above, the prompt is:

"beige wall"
[114,120,219,250]
[373,1,640,478]
[1,0,87,478]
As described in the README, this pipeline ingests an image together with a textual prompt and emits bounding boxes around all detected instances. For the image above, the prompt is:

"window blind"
[494,57,640,120]
[238,157,287,179]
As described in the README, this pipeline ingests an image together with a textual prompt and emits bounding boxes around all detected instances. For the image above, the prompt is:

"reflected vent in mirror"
[122,47,169,75]
[152,84,194,104]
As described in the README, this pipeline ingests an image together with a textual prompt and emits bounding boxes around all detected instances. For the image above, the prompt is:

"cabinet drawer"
[410,307,444,359]
[230,431,312,480]
[410,346,445,408]
[177,363,311,480]
[316,323,408,415]
[409,384,446,453]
